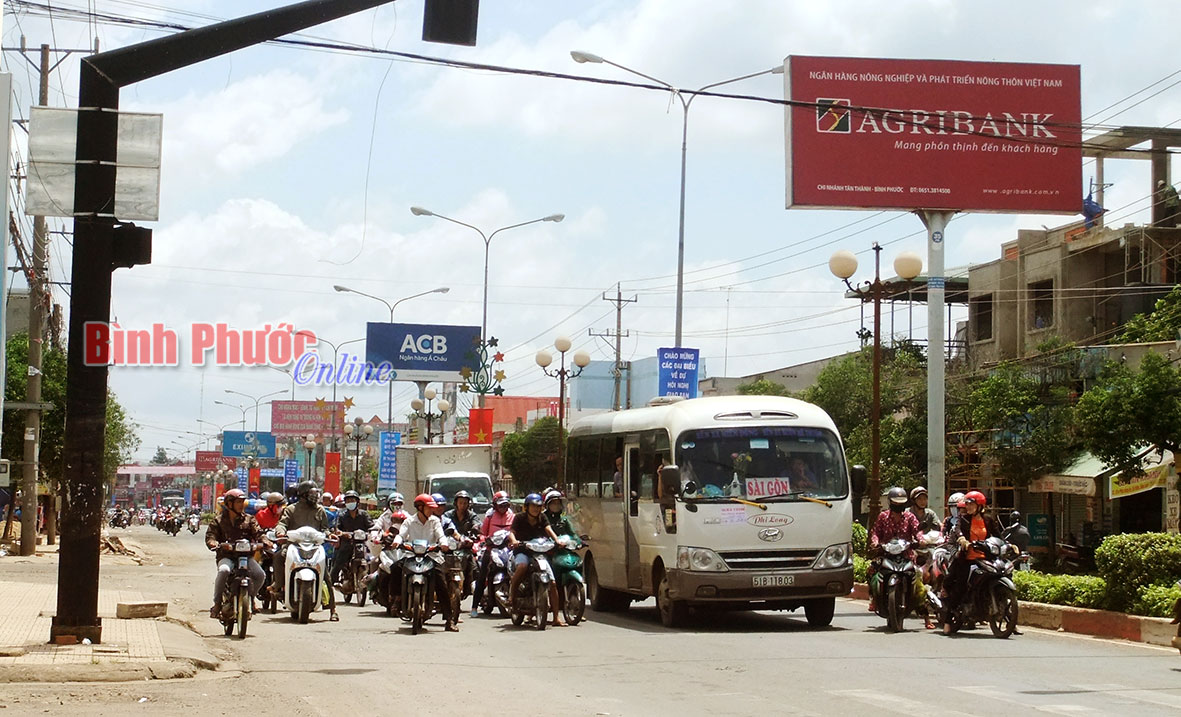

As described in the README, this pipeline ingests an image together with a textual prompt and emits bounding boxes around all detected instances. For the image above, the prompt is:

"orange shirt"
[966,515,988,560]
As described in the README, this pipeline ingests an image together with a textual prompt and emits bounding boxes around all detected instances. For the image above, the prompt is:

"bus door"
[624,443,644,591]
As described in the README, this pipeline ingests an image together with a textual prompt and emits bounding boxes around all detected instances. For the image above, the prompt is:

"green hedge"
[1013,571,1107,610]
[1131,583,1181,619]
[853,554,868,583]
[852,521,867,557]
[1094,532,1181,612]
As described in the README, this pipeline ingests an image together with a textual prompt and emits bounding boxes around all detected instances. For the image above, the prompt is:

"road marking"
[833,689,971,716]
[1072,683,1181,710]
[954,685,1097,716]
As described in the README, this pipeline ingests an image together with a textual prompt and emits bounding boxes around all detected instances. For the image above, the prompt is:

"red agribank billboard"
[785,56,1081,213]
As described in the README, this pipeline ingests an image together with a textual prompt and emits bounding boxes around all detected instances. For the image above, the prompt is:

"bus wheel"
[587,556,627,612]
[804,597,835,627]
[655,569,688,628]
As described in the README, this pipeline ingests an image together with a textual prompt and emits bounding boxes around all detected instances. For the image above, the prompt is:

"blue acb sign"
[366,322,481,383]
[657,347,700,398]
[221,430,276,458]
[378,432,401,494]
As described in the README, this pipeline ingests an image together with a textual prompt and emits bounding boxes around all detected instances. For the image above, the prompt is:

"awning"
[1109,450,1173,500]
[1029,452,1109,496]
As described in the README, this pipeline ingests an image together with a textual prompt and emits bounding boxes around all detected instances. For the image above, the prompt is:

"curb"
[849,582,1177,648]
[0,661,195,684]
[158,620,221,672]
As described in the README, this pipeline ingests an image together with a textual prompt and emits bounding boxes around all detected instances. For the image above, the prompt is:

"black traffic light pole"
[52,0,398,644]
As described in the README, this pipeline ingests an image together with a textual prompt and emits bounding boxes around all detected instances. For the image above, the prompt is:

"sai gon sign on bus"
[783,56,1081,214]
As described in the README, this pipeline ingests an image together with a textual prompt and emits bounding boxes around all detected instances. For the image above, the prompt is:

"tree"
[499,416,561,494]
[149,446,171,465]
[735,378,791,396]
[1075,351,1181,476]
[1117,285,1181,343]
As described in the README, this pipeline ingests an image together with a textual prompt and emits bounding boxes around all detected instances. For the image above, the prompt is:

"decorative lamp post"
[534,336,591,484]
[302,434,317,483]
[342,417,374,491]
[410,388,450,444]
[829,244,923,531]
[213,400,247,429]
[571,50,783,347]
[224,388,286,432]
[459,336,507,400]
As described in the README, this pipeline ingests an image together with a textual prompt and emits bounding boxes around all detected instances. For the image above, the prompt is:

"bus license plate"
[753,575,794,587]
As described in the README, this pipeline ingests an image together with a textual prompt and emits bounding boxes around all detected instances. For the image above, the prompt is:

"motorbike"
[374,533,402,616]
[397,539,445,634]
[187,514,201,534]
[482,529,514,616]
[218,538,260,639]
[940,536,1020,638]
[258,531,279,614]
[509,537,556,631]
[870,537,923,632]
[552,534,587,626]
[337,529,371,607]
[110,512,129,529]
[166,515,182,536]
[445,536,476,623]
[281,526,328,624]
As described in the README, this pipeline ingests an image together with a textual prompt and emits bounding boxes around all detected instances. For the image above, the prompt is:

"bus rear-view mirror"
[660,464,681,498]
[850,465,867,494]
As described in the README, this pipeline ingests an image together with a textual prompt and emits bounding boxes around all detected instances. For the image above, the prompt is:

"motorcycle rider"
[205,488,266,619]
[941,490,1003,635]
[942,492,966,535]
[908,486,941,533]
[507,493,565,627]
[255,492,285,531]
[543,490,576,539]
[471,491,514,618]
[275,481,339,621]
[331,490,374,587]
[443,490,480,541]
[432,493,452,534]
[395,494,456,631]
[866,486,926,625]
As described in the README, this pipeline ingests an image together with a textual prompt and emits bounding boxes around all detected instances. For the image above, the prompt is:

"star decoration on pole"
[461,336,507,397]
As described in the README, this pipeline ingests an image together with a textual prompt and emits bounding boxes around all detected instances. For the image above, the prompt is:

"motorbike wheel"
[511,608,526,627]
[989,584,1019,639]
[535,580,549,631]
[236,590,250,639]
[563,582,586,626]
[886,582,906,633]
[297,582,314,624]
[356,566,368,608]
[410,585,425,635]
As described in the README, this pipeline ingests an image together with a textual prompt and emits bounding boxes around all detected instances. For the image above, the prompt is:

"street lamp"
[571,50,783,347]
[535,336,591,484]
[343,417,374,491]
[409,387,450,445]
[224,388,286,432]
[333,284,450,425]
[410,205,563,404]
[303,434,318,483]
[829,244,923,532]
[213,400,247,429]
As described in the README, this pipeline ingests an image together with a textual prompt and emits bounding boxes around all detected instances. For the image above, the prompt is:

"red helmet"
[492,491,510,506]
[963,490,987,507]
[223,488,246,501]
[390,510,410,523]
[413,493,436,510]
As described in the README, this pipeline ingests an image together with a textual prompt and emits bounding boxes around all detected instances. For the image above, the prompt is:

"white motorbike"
[187,514,201,534]
[281,526,328,624]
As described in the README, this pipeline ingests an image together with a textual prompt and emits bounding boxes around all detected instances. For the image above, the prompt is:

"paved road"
[2,525,1179,716]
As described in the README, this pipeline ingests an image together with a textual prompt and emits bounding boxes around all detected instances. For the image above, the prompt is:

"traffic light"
[422,0,479,46]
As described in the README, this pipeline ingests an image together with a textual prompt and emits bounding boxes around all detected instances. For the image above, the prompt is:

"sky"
[0,0,1177,462]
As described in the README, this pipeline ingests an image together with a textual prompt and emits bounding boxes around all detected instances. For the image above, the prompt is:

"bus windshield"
[676,426,848,501]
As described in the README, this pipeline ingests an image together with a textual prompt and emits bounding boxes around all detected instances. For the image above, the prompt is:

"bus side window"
[627,447,641,517]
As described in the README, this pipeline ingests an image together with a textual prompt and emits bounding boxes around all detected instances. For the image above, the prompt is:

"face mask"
[345,502,358,511]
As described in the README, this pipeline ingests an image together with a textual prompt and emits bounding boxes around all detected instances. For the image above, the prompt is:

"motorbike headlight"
[676,546,728,572]
[234,539,252,552]
[352,529,367,541]
[813,543,851,569]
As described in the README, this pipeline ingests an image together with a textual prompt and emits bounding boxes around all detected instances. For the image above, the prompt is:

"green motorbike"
[553,534,588,626]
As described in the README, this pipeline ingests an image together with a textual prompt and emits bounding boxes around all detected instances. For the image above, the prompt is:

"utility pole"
[590,283,635,411]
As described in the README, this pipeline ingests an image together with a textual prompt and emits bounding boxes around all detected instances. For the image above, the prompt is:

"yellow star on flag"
[474,428,488,442]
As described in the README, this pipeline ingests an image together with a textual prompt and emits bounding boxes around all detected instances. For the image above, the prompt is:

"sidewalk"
[0,540,219,682]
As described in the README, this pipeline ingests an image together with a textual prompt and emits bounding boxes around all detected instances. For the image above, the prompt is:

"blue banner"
[222,430,277,458]
[658,347,700,398]
[366,322,481,383]
[259,468,283,478]
[184,487,192,507]
[236,467,248,491]
[378,431,401,494]
[284,459,300,490]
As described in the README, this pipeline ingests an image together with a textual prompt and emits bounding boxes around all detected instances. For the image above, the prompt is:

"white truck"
[394,444,495,515]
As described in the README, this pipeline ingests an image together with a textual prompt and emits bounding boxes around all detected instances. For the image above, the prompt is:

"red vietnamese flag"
[248,467,261,497]
[324,452,342,496]
[468,408,493,444]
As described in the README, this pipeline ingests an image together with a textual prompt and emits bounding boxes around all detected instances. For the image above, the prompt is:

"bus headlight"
[676,546,728,572]
[813,543,850,569]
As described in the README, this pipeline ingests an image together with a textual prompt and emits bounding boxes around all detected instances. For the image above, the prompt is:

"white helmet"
[947,491,965,507]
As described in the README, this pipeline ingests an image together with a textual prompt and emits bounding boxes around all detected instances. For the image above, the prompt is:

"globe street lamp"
[535,336,591,484]
[224,388,286,432]
[343,417,375,491]
[829,244,923,532]
[571,51,783,348]
[410,206,563,405]
[303,434,318,483]
[333,284,450,426]
[410,387,450,445]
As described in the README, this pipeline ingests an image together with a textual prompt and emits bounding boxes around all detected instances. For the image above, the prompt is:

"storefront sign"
[1109,462,1170,499]
[1027,513,1050,548]
[1028,475,1095,496]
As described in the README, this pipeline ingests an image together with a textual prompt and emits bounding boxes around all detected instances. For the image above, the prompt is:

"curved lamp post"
[343,417,374,491]
[535,336,591,484]
[410,387,450,444]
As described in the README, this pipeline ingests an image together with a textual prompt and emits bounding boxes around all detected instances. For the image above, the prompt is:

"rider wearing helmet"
[443,490,479,542]
[255,491,286,530]
[205,488,266,619]
[274,481,338,621]
[369,493,406,555]
[941,490,1003,634]
[507,493,565,627]
[866,486,925,620]
[471,491,515,617]
[543,490,576,539]
[395,494,456,631]
[331,490,374,587]
[907,486,940,533]
[431,493,450,530]
[942,492,966,535]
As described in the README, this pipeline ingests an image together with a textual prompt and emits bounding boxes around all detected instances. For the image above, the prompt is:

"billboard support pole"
[919,210,953,515]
